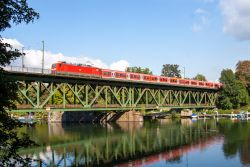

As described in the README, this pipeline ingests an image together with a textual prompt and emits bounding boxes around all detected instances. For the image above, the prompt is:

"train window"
[103,72,107,75]
[116,73,125,77]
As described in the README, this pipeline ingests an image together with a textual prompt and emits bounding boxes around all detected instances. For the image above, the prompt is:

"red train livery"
[51,62,222,89]
[51,62,101,77]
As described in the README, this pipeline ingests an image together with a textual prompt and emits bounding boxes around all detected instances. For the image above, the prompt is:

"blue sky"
[2,0,250,81]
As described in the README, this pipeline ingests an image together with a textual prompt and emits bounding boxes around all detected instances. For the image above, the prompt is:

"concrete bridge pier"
[48,110,144,123]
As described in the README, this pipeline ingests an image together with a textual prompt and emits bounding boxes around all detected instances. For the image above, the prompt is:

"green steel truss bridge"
[5,66,220,112]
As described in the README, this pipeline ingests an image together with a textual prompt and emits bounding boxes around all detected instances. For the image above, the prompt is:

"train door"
[112,72,115,78]
[176,79,179,84]
[140,74,143,81]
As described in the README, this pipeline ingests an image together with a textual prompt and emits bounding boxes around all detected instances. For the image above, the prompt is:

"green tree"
[217,69,249,109]
[126,66,153,74]
[0,0,39,165]
[235,60,250,94]
[161,64,181,78]
[193,74,207,81]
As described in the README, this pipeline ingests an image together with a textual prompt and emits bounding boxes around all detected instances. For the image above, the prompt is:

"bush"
[218,109,235,114]
[171,110,180,118]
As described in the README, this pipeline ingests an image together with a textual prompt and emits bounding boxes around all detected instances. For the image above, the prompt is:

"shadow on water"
[18,119,250,167]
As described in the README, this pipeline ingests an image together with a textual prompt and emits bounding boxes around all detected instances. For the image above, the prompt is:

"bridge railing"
[4,66,102,79]
[4,66,52,74]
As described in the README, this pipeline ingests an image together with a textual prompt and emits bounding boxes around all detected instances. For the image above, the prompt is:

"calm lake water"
[19,119,250,167]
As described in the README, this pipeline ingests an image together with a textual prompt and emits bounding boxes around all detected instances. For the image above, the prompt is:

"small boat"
[191,113,198,118]
[236,111,248,120]
[18,116,37,125]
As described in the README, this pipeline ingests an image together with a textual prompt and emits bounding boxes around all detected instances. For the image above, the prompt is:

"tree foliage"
[126,66,153,74]
[0,0,39,165]
[235,60,250,94]
[161,64,181,78]
[0,0,39,31]
[217,69,249,109]
[193,74,207,81]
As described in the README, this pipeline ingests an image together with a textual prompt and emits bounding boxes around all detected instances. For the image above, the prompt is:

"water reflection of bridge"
[19,120,219,166]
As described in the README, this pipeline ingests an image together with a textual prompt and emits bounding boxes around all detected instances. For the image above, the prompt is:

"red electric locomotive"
[51,62,101,77]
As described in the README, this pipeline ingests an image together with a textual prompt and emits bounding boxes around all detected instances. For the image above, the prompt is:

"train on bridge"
[51,62,222,89]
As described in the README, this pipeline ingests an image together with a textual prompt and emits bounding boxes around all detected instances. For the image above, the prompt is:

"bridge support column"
[47,110,143,122]
[114,110,143,122]
[48,111,100,123]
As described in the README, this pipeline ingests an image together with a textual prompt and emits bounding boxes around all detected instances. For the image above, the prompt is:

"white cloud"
[192,24,203,32]
[195,8,207,15]
[192,8,209,32]
[220,0,250,40]
[4,38,129,71]
[110,60,129,71]
[2,38,23,50]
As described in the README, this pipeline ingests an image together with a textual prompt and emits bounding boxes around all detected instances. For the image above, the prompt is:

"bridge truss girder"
[15,80,218,112]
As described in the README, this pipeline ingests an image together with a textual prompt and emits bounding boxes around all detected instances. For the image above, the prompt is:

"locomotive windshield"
[51,64,56,69]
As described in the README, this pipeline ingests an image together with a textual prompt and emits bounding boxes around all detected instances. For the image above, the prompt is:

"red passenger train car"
[51,62,222,89]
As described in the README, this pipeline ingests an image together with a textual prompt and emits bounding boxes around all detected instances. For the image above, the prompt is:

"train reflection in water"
[18,119,250,167]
